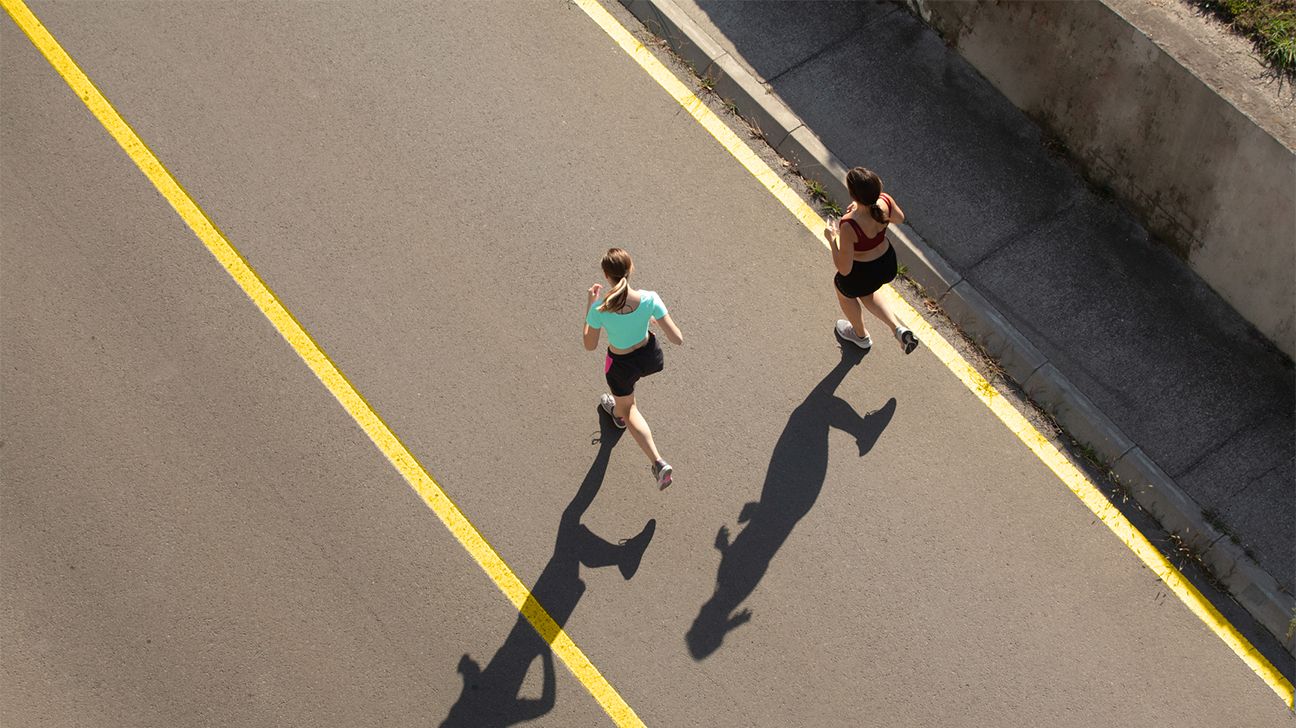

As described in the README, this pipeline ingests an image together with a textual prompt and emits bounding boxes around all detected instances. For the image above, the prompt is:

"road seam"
[601,0,1295,705]
[0,1,644,724]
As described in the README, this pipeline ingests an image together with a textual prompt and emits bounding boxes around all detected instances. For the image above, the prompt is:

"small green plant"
[721,98,739,115]
[698,74,716,93]
[1187,0,1296,78]
[1287,607,1295,641]
[803,178,843,216]
[805,178,829,203]
[897,263,910,276]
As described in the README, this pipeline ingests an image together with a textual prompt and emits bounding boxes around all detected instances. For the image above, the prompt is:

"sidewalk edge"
[617,0,1295,657]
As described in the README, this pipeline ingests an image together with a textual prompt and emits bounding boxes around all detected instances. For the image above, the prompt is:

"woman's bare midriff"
[852,239,891,264]
[608,337,649,355]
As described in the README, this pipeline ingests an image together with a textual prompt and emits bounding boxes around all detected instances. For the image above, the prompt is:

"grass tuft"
[805,178,829,203]
[1186,0,1296,77]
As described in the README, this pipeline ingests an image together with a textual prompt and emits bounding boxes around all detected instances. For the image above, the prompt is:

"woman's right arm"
[583,284,602,351]
[824,218,855,276]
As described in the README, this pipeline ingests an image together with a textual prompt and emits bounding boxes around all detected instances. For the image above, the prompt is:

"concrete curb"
[618,0,1295,656]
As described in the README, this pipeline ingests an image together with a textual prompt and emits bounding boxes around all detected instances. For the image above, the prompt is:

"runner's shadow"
[440,419,655,727]
[686,345,895,659]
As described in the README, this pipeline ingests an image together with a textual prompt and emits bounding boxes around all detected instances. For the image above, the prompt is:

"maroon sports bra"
[844,192,894,252]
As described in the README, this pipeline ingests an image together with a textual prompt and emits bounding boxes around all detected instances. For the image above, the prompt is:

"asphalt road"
[1,1,1289,726]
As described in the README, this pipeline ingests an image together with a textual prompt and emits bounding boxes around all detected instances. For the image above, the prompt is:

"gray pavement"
[670,0,1296,601]
[1,1,1291,726]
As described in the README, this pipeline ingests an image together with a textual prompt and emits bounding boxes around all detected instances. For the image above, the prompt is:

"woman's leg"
[836,288,868,338]
[862,291,920,352]
[614,393,662,465]
[860,291,903,331]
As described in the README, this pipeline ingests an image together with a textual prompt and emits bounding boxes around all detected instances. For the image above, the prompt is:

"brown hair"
[846,167,889,225]
[597,248,634,313]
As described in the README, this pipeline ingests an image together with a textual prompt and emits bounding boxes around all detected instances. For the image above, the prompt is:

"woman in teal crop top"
[582,248,683,489]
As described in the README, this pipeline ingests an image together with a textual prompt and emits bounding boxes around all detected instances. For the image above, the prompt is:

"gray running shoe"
[834,319,872,350]
[599,393,626,429]
[652,460,673,490]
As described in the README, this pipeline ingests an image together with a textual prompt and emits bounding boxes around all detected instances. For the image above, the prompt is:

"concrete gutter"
[619,0,1295,656]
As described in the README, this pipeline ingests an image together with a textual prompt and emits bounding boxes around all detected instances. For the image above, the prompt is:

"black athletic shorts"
[834,242,898,298]
[604,333,664,397]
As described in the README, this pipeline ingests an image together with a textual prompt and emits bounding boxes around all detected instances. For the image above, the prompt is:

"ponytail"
[597,247,634,313]
[598,275,630,313]
[869,199,890,225]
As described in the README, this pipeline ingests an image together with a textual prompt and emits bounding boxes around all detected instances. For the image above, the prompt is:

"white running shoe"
[599,393,626,429]
[834,319,872,350]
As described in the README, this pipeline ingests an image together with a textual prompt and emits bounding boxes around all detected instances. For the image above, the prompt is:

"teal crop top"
[586,290,668,350]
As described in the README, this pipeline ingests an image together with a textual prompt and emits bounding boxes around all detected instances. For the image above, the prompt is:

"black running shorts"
[834,243,898,298]
[604,333,665,397]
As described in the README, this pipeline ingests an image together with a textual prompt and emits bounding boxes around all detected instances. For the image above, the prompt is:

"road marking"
[0,1,644,724]
[572,0,1295,709]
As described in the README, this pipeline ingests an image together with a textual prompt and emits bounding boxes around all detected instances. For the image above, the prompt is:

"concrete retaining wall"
[911,0,1296,358]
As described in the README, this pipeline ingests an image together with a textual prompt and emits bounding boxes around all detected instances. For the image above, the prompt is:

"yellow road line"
[572,0,1295,709]
[0,1,644,724]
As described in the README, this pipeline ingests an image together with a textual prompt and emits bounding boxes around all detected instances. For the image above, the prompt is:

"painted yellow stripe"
[572,0,1294,709]
[1,1,644,724]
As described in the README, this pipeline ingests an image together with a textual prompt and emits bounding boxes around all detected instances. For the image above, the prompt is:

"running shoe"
[895,326,920,355]
[652,460,673,490]
[834,319,872,350]
[599,393,626,429]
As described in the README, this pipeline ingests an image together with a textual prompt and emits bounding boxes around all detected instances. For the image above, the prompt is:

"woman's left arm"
[883,193,905,225]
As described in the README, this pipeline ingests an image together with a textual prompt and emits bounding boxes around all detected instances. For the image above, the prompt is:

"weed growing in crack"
[1076,442,1113,473]
[805,178,828,203]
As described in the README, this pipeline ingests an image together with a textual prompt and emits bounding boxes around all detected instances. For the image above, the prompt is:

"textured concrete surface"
[680,0,1295,600]
[2,1,1292,726]
[916,0,1296,357]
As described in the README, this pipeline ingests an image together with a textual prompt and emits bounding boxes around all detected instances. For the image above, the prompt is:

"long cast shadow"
[441,419,655,726]
[687,345,895,659]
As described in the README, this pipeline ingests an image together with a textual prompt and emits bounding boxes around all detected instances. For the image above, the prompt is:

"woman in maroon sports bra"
[822,167,920,354]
